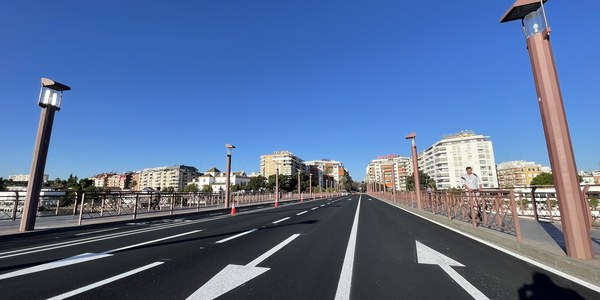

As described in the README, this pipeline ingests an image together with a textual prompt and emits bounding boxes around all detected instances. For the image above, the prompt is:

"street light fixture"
[20,78,71,232]
[500,0,594,259]
[406,132,422,210]
[225,144,236,209]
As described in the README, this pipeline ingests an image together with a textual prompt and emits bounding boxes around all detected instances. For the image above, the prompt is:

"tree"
[162,186,176,193]
[183,184,199,192]
[406,171,436,191]
[530,172,554,186]
[201,185,213,193]
[247,175,267,191]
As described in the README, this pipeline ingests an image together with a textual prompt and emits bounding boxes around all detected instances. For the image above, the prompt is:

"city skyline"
[1,1,599,181]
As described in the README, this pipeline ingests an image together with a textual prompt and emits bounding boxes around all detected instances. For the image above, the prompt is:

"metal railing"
[0,190,340,224]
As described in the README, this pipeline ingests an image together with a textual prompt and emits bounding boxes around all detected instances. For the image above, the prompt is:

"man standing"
[461,167,482,191]
[461,167,482,222]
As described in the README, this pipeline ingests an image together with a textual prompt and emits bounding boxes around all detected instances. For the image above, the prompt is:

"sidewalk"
[371,195,600,286]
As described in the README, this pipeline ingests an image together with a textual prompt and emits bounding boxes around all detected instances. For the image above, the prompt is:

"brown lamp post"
[20,78,71,232]
[406,132,422,210]
[224,144,235,208]
[501,0,594,259]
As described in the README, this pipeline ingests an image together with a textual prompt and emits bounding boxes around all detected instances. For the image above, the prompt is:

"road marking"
[188,234,300,299]
[75,227,121,236]
[0,220,205,259]
[311,207,318,210]
[272,217,291,224]
[377,198,600,293]
[320,204,325,207]
[335,195,361,300]
[47,262,164,300]
[0,230,199,281]
[216,229,258,244]
[105,230,201,254]
[0,253,112,280]
[296,211,308,216]
[416,241,489,300]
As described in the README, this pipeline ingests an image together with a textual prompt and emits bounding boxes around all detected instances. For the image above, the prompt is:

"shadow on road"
[538,221,567,253]
[518,272,584,299]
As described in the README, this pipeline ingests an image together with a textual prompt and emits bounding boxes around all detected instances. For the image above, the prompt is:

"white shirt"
[461,173,480,190]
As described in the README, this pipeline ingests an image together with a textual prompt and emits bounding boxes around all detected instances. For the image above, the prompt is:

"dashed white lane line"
[335,195,361,300]
[272,217,291,224]
[296,211,308,216]
[47,262,164,300]
[320,204,326,207]
[311,207,318,210]
[216,229,258,244]
[75,228,121,236]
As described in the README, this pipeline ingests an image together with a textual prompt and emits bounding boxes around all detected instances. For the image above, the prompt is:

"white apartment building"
[365,155,412,191]
[192,167,251,192]
[419,131,498,189]
[137,165,201,192]
[260,151,305,177]
[8,174,49,183]
[304,159,348,188]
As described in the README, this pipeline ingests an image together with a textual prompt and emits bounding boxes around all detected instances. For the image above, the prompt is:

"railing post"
[118,191,122,215]
[582,185,593,228]
[55,196,60,215]
[78,192,86,226]
[469,192,477,228]
[531,187,539,221]
[73,191,79,215]
[100,194,105,217]
[170,193,174,215]
[510,190,522,243]
[133,193,139,219]
[12,191,19,221]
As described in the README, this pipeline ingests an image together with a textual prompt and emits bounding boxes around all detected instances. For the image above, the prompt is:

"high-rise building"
[137,165,201,192]
[365,155,412,191]
[497,161,544,187]
[419,131,498,189]
[260,151,304,177]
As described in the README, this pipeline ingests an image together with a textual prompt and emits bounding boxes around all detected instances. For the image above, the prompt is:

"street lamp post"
[309,173,313,199]
[297,168,302,202]
[501,0,594,259]
[275,160,280,208]
[225,144,236,209]
[406,132,422,210]
[20,78,71,232]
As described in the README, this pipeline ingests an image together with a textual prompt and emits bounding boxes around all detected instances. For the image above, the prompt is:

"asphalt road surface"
[0,195,598,299]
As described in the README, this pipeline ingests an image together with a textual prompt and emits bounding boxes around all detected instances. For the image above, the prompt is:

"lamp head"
[225,144,236,149]
[405,132,416,140]
[38,78,71,110]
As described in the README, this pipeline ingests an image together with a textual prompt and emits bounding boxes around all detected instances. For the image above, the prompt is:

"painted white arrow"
[187,234,300,300]
[416,241,489,300]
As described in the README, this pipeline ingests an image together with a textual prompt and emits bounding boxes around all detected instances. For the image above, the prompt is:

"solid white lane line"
[378,198,600,293]
[47,262,164,300]
[296,211,308,216]
[0,221,199,259]
[0,230,200,281]
[335,195,361,300]
[75,228,121,236]
[216,229,258,244]
[104,230,201,254]
[0,253,112,280]
[272,217,291,224]
[247,234,300,267]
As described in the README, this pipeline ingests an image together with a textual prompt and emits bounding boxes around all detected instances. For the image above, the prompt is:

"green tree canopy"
[530,172,554,186]
[183,184,199,192]
[247,175,267,191]
[406,171,437,191]
[201,185,213,193]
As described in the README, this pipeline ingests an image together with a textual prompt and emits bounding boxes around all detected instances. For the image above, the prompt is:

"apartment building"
[419,131,498,189]
[497,161,544,187]
[365,155,412,191]
[8,174,49,183]
[192,167,251,192]
[304,159,348,188]
[260,151,305,177]
[137,165,201,192]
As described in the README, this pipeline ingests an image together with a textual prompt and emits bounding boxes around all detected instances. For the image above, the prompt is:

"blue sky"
[1,0,599,181]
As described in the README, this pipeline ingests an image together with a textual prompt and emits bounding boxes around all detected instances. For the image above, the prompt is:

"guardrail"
[0,190,340,224]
